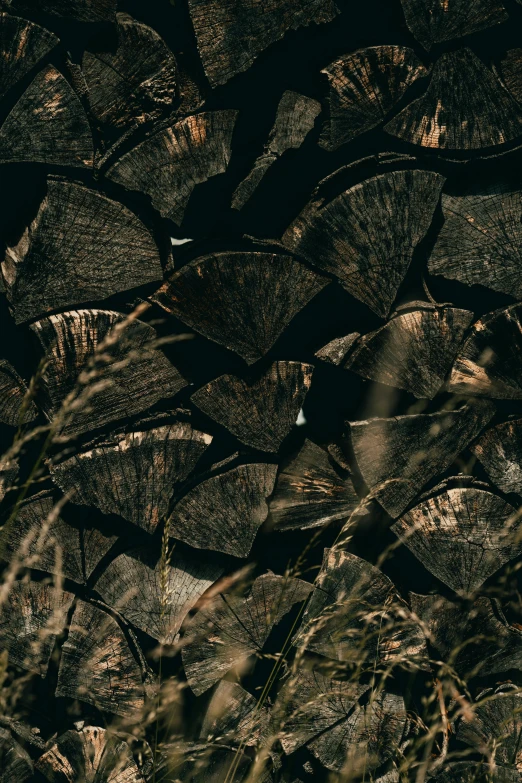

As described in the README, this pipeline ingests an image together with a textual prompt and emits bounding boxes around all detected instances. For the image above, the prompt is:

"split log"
[200,681,270,748]
[499,49,522,106]
[30,310,187,436]
[0,580,74,676]
[0,360,36,425]
[318,46,428,151]
[56,600,146,716]
[35,725,143,782]
[346,304,473,399]
[50,422,212,534]
[187,0,338,87]
[94,546,223,644]
[315,333,359,366]
[106,111,237,225]
[151,742,258,783]
[282,169,445,318]
[278,669,408,774]
[269,440,359,531]
[181,572,313,695]
[0,66,93,168]
[348,398,495,517]
[410,592,522,678]
[391,482,522,593]
[297,548,428,670]
[168,462,278,557]
[448,304,522,398]
[0,729,32,783]
[385,49,522,150]
[83,14,177,130]
[19,0,117,23]
[151,252,329,364]
[191,361,313,452]
[399,0,508,51]
[232,92,320,209]
[431,763,519,783]
[471,419,522,495]
[428,189,522,299]
[0,457,18,503]
[0,14,58,100]
[3,179,162,325]
[0,491,116,582]
[456,686,522,772]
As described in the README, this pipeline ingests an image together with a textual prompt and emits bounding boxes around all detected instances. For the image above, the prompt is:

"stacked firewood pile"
[1,0,522,781]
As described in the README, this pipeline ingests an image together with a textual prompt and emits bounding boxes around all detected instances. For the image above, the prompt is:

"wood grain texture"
[0,13,58,100]
[191,361,313,451]
[282,169,445,317]
[346,304,473,399]
[50,422,212,534]
[0,66,93,168]
[83,14,177,129]
[0,457,17,504]
[471,419,522,495]
[400,0,508,50]
[94,546,223,644]
[429,189,522,298]
[168,462,278,557]
[456,687,522,772]
[18,0,117,23]
[500,49,522,106]
[449,304,522,398]
[0,729,33,783]
[56,600,145,716]
[431,763,519,783]
[392,485,522,592]
[270,439,359,531]
[3,179,162,324]
[385,49,522,150]
[349,399,495,517]
[315,332,359,366]
[319,46,428,151]
[182,572,312,695]
[30,310,187,436]
[106,111,237,225]
[152,251,328,363]
[0,359,36,425]
[200,681,270,748]
[187,0,338,87]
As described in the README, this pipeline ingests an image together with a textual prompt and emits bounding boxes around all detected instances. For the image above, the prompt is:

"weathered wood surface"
[0,728,33,783]
[14,0,117,22]
[456,687,522,772]
[0,14,58,100]
[315,332,359,366]
[471,419,522,495]
[0,360,36,425]
[282,169,445,317]
[400,0,508,50]
[200,681,270,748]
[4,179,162,324]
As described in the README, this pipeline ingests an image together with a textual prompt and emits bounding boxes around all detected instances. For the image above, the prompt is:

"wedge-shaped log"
[106,111,237,225]
[23,0,117,22]
[191,361,313,452]
[0,360,36,425]
[152,252,328,363]
[56,601,145,716]
[50,423,212,534]
[278,669,408,774]
[0,491,116,583]
[270,440,359,531]
[182,572,312,695]
[0,66,93,168]
[282,170,445,318]
[36,725,143,782]
[457,687,522,772]
[319,46,428,151]
[315,333,359,366]
[232,91,320,209]
[429,190,522,299]
[297,549,428,669]
[168,463,277,557]
[0,14,58,100]
[0,729,32,783]
[0,580,73,676]
[385,49,522,150]
[471,419,522,495]
[349,399,495,517]
[400,0,508,51]
[94,546,223,644]
[3,179,162,324]
[30,310,187,436]
[392,483,522,592]
[200,681,270,748]
[83,14,177,129]
[410,592,522,678]
[347,304,472,399]
[187,0,338,87]
[449,304,522,398]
